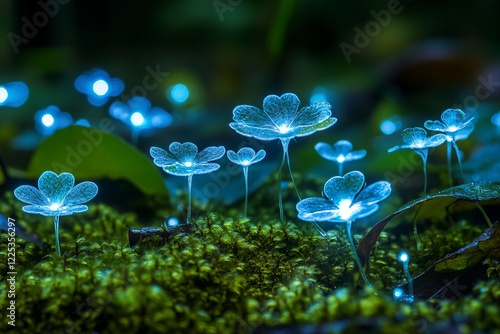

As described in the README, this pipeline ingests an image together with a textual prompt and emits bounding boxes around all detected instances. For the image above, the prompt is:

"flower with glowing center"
[315,140,366,175]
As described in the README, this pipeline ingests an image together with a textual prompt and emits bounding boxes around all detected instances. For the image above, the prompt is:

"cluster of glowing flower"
[315,140,366,175]
[74,68,124,106]
[109,96,172,144]
[0,81,29,107]
[150,142,225,222]
[230,93,336,220]
[296,171,391,287]
[14,171,98,256]
[227,147,266,218]
[388,127,446,194]
[34,105,73,136]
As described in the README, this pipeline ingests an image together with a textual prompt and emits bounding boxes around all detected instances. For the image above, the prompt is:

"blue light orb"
[309,86,328,104]
[75,68,124,107]
[380,116,402,135]
[491,111,500,127]
[0,81,29,107]
[168,83,189,104]
[35,106,73,136]
[130,111,145,126]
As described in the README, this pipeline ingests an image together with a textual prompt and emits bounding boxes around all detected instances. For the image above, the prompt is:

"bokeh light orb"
[0,87,8,103]
[380,116,402,135]
[92,80,109,96]
[131,111,145,126]
[41,113,55,127]
[0,81,29,107]
[168,84,189,104]
[491,111,500,127]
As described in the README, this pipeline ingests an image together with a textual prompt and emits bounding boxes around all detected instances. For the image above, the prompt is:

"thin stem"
[338,162,343,176]
[311,222,326,237]
[403,262,414,301]
[285,148,301,200]
[187,174,193,223]
[412,204,423,251]
[54,215,61,256]
[278,144,287,222]
[346,221,372,288]
[452,141,465,183]
[131,128,140,147]
[421,151,428,195]
[475,202,493,227]
[446,140,453,186]
[243,166,249,218]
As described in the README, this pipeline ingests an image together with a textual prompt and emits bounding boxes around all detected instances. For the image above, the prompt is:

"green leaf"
[26,125,168,198]
[358,182,500,266]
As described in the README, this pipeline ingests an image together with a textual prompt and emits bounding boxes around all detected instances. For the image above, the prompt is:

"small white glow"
[241,160,251,166]
[491,112,500,127]
[169,84,189,104]
[393,288,404,299]
[167,217,179,227]
[446,134,453,142]
[184,161,193,167]
[336,154,345,163]
[41,114,55,127]
[338,199,353,220]
[0,87,8,103]
[130,112,145,126]
[278,124,291,134]
[447,125,459,132]
[49,203,60,211]
[398,252,409,263]
[92,79,109,96]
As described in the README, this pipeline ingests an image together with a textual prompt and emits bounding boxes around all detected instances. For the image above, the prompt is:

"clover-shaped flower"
[230,93,337,220]
[34,105,73,136]
[315,140,366,175]
[74,68,124,107]
[424,108,475,185]
[150,142,225,222]
[0,81,29,107]
[14,171,98,256]
[109,96,173,145]
[388,127,446,194]
[227,147,266,218]
[296,171,391,288]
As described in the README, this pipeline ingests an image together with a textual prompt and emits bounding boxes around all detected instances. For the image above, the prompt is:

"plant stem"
[446,140,453,186]
[346,221,372,288]
[412,203,423,251]
[278,143,287,222]
[187,174,193,223]
[338,162,343,176]
[243,166,249,218]
[54,215,61,256]
[452,141,465,183]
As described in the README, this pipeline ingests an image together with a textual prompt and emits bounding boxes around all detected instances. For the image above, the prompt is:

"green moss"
[1,187,499,333]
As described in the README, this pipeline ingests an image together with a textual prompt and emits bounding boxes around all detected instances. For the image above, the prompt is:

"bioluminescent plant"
[315,140,366,175]
[74,68,125,107]
[230,93,336,220]
[388,127,446,194]
[109,96,173,145]
[14,171,98,256]
[424,108,474,185]
[34,106,73,136]
[227,147,266,218]
[150,142,225,223]
[0,81,29,107]
[296,171,391,288]
[396,251,414,303]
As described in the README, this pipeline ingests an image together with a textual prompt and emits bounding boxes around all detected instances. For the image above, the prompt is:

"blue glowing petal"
[262,93,301,126]
[252,149,266,163]
[228,148,267,166]
[232,105,273,128]
[57,205,89,216]
[164,162,221,176]
[226,150,239,163]
[0,82,29,107]
[290,117,337,138]
[14,185,49,206]
[22,205,58,216]
[290,101,333,127]
[63,182,98,206]
[423,120,447,132]
[424,133,447,147]
[401,127,427,146]
[334,140,353,155]
[441,108,473,128]
[453,123,474,141]
[354,204,380,220]
[346,150,367,161]
[314,142,336,160]
[229,123,282,141]
[169,142,198,162]
[195,146,226,163]
[296,197,338,221]
[236,147,257,162]
[355,181,391,206]
[150,146,177,167]
[38,171,74,205]
[323,171,365,206]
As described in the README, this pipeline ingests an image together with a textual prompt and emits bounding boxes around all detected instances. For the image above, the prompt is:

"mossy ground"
[0,176,499,334]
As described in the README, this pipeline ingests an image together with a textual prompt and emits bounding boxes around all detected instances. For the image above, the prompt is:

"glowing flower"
[388,127,446,194]
[230,93,336,220]
[150,142,225,222]
[0,81,29,107]
[227,147,266,217]
[14,171,98,256]
[74,68,124,106]
[296,171,391,287]
[315,140,366,175]
[34,105,73,136]
[109,96,172,145]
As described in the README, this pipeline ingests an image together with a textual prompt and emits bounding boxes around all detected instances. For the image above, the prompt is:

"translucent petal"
[164,162,221,176]
[232,105,272,128]
[424,120,447,132]
[323,171,364,205]
[229,123,281,141]
[226,150,239,164]
[441,108,466,127]
[296,198,341,222]
[262,93,300,127]
[14,185,49,206]
[334,140,353,155]
[290,101,332,127]
[252,149,266,163]
[150,146,177,167]
[236,147,256,162]
[355,181,391,206]
[453,123,474,141]
[195,146,225,163]
[345,150,367,161]
[401,127,426,146]
[58,205,89,216]
[424,134,447,148]
[38,171,74,204]
[63,181,98,206]
[290,117,337,138]
[169,142,198,162]
[22,205,55,216]
[315,142,336,160]
[354,204,380,220]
